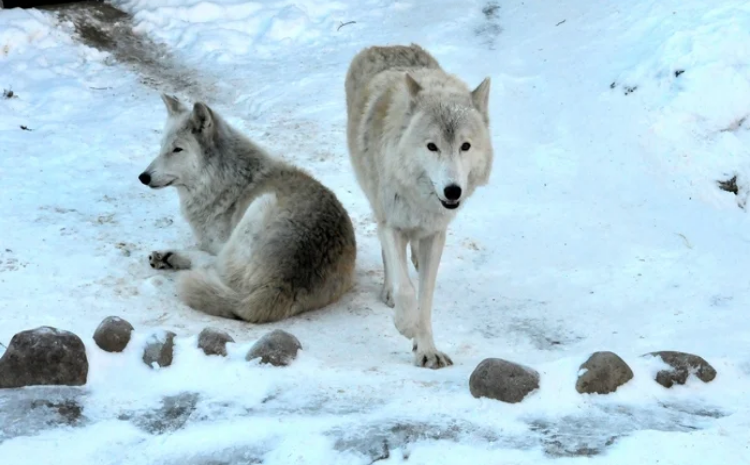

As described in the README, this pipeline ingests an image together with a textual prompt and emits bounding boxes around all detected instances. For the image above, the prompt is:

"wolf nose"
[443,184,462,201]
[138,172,151,185]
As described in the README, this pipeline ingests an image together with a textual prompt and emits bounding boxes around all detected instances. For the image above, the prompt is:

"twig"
[556,19,566,26]
[0,342,6,349]
[20,125,32,131]
[337,20,356,31]
[676,233,692,249]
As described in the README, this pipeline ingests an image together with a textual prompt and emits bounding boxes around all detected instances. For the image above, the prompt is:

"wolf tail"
[177,269,295,323]
[177,269,240,319]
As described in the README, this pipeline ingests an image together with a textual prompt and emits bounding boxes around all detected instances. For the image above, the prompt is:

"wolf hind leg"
[379,225,418,339]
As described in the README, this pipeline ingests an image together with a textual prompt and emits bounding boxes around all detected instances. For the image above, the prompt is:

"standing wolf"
[345,44,493,368]
[139,95,356,323]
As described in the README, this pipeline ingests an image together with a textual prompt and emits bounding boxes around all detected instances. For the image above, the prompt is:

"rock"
[93,316,134,353]
[142,331,176,369]
[576,351,633,394]
[197,327,234,357]
[0,326,88,388]
[645,351,717,388]
[469,358,540,403]
[246,329,301,367]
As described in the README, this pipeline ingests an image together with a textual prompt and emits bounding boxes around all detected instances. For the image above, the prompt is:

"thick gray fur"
[140,95,357,323]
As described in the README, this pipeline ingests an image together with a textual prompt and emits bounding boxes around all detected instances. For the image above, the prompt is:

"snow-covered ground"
[2,0,750,463]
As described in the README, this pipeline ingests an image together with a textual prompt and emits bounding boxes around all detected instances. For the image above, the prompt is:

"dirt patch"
[717,175,738,195]
[4,0,84,7]
[475,1,502,49]
[40,1,215,102]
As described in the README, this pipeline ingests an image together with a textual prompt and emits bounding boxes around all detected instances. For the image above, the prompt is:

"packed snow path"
[1,0,750,463]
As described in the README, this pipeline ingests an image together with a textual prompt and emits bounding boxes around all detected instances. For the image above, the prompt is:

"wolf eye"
[461,142,471,151]
[426,143,438,152]
[173,147,183,153]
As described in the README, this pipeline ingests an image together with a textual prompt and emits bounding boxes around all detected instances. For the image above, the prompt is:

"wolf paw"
[148,251,175,270]
[412,343,453,369]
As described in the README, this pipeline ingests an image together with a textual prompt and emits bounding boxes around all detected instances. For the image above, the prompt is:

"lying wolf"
[139,95,357,323]
[345,44,494,368]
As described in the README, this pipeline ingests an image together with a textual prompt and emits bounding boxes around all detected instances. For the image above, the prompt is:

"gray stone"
[197,327,234,357]
[645,351,717,388]
[576,351,633,394]
[246,330,301,366]
[142,331,176,369]
[93,316,134,353]
[469,358,540,403]
[0,326,88,388]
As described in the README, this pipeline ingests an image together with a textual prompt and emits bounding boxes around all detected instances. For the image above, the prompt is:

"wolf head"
[398,73,493,211]
[138,94,219,190]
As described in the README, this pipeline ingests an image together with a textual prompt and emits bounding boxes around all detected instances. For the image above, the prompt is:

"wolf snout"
[439,184,462,210]
[443,184,462,201]
[138,172,151,186]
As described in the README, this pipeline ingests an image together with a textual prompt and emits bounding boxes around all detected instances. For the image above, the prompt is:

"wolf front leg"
[379,225,418,341]
[148,250,214,271]
[413,231,453,369]
[380,248,395,307]
[410,240,420,271]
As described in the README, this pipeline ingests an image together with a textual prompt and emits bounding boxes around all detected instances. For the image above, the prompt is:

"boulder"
[93,316,134,353]
[142,331,176,369]
[0,326,88,388]
[645,351,717,388]
[469,358,540,403]
[246,329,301,366]
[197,327,234,357]
[576,351,633,394]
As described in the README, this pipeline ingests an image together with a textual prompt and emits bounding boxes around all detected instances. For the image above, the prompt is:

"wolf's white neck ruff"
[381,181,459,239]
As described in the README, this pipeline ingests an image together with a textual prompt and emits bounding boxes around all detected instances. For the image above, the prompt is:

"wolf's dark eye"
[461,142,471,151]
[173,147,183,153]
[427,143,438,152]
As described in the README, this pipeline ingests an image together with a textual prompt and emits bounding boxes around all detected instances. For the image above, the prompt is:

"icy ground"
[2,0,750,463]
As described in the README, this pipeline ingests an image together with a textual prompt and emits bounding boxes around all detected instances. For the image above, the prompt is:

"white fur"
[346,44,493,368]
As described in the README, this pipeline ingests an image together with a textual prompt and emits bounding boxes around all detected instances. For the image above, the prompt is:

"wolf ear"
[405,73,422,98]
[161,94,187,116]
[190,102,215,135]
[471,77,491,120]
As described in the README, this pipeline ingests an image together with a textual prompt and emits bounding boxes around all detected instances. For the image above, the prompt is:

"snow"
[1,0,750,463]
